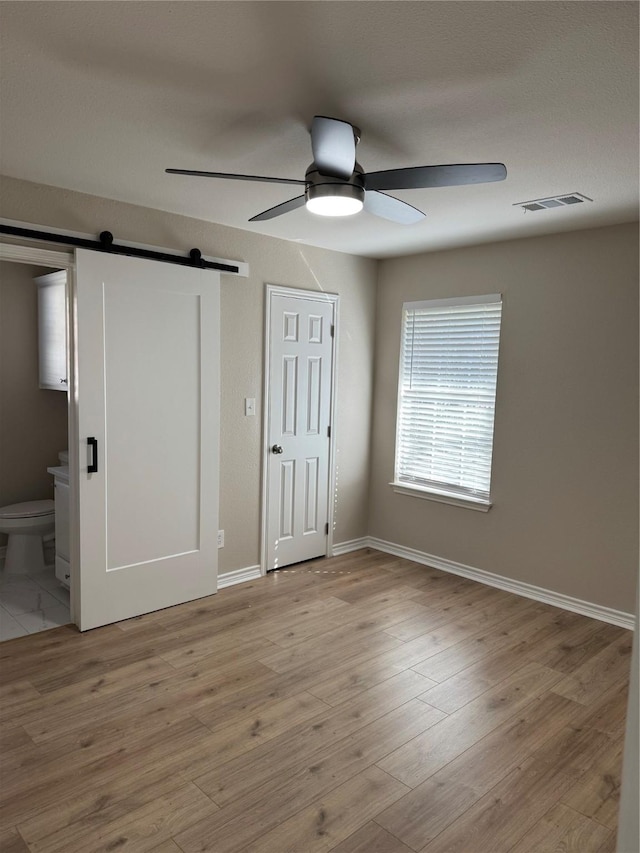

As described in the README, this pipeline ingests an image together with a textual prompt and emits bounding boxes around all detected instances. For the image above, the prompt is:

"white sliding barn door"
[265,288,336,571]
[74,250,219,630]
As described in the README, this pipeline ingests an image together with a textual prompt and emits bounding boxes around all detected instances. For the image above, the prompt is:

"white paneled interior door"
[75,249,219,630]
[266,289,336,570]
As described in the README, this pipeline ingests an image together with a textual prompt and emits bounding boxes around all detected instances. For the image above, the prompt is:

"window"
[393,294,502,510]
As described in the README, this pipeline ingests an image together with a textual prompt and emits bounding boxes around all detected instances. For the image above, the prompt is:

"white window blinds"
[395,294,502,504]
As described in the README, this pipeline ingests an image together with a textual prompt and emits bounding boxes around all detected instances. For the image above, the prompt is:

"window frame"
[390,293,502,512]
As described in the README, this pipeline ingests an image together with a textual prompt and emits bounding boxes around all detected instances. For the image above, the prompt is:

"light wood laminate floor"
[0,549,632,853]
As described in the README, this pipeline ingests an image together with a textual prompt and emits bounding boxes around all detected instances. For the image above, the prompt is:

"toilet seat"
[0,500,55,519]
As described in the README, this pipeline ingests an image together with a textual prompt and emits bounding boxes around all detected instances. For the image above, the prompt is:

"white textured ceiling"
[0,1,637,258]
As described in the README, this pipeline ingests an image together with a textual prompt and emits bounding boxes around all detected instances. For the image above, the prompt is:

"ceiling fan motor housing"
[304,163,365,208]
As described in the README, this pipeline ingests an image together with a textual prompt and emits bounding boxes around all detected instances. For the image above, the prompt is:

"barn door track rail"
[0,220,247,276]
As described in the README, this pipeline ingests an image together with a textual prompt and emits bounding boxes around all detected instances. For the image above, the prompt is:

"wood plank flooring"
[0,549,632,852]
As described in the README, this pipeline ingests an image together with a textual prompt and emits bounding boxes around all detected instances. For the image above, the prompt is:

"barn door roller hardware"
[0,223,239,274]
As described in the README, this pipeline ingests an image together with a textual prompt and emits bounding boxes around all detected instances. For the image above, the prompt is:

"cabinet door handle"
[87,437,98,473]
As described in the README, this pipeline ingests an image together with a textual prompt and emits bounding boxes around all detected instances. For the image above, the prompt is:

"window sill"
[389,482,492,512]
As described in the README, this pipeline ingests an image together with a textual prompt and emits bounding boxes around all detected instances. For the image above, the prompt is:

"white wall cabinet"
[36,271,68,391]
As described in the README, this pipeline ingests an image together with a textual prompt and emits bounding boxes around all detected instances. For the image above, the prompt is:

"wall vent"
[514,192,593,212]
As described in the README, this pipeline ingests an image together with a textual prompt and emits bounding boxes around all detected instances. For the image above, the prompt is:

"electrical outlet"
[217,530,224,548]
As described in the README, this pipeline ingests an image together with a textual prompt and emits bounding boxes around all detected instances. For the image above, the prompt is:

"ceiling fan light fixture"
[305,182,364,217]
[306,195,363,216]
[168,116,506,224]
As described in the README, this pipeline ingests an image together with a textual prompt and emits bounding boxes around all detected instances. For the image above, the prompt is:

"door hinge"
[330,324,335,337]
[325,523,329,535]
[327,425,331,438]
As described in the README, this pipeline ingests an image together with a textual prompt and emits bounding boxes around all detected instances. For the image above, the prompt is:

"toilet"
[0,500,55,575]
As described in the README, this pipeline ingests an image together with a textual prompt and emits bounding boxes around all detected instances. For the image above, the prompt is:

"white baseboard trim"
[331,538,370,557]
[217,565,262,590]
[367,537,635,630]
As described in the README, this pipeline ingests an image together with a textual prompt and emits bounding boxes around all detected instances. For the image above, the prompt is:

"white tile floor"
[0,561,70,641]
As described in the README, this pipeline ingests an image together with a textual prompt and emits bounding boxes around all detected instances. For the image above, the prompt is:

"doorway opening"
[1,242,225,635]
[0,258,72,640]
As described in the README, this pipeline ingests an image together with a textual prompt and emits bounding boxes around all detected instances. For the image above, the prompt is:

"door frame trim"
[260,284,339,575]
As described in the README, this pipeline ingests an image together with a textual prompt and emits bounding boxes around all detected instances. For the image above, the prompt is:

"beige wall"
[0,176,377,573]
[0,261,68,544]
[370,223,639,613]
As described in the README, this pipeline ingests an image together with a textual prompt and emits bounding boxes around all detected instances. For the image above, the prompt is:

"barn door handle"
[87,437,98,473]
[272,444,284,454]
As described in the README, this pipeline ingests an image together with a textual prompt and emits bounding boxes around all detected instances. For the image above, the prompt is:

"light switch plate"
[245,397,256,416]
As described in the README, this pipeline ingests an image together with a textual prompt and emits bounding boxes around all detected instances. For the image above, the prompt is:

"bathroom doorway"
[0,258,71,640]
[1,241,222,634]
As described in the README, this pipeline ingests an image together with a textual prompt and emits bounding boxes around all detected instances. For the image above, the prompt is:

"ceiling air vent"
[514,192,592,212]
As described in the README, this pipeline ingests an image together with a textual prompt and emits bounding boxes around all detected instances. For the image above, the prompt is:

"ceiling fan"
[166,116,507,224]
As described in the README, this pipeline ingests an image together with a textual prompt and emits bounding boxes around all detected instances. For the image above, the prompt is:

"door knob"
[272,444,284,454]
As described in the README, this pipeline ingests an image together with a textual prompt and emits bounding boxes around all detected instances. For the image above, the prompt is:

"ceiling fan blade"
[166,168,305,186]
[310,116,356,179]
[365,163,507,192]
[364,191,425,224]
[249,195,307,222]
